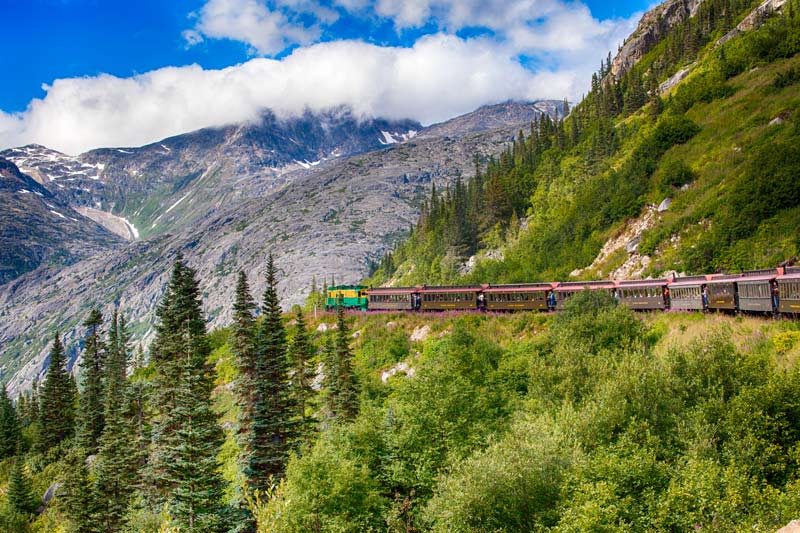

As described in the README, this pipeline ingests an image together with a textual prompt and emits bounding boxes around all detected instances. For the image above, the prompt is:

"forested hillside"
[368,0,800,286]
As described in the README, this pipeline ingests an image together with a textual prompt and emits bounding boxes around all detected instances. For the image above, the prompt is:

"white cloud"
[0,0,641,155]
[190,0,322,55]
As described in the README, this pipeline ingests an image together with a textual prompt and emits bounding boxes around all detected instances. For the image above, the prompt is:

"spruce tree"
[0,383,20,459]
[63,448,99,533]
[248,254,295,491]
[147,254,225,530]
[333,304,359,421]
[39,332,76,451]
[7,457,37,515]
[95,310,137,532]
[232,270,257,455]
[77,308,106,454]
[322,335,338,419]
[289,308,315,439]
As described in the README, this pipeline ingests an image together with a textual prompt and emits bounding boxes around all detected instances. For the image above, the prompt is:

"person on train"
[702,287,708,309]
[773,284,780,312]
[548,290,556,309]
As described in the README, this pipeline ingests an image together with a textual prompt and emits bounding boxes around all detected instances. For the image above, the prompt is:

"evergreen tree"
[147,255,226,530]
[248,254,296,491]
[0,383,20,459]
[39,332,76,451]
[7,457,37,516]
[95,310,138,532]
[77,308,106,454]
[322,335,338,419]
[332,304,359,421]
[289,308,315,439]
[232,270,257,455]
[63,448,99,533]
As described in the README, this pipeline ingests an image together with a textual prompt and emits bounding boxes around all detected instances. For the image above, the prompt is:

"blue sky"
[0,0,651,154]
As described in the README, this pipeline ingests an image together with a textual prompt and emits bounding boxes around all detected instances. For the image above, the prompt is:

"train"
[325,266,800,316]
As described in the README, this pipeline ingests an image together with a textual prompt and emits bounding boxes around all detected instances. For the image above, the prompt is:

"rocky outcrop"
[611,0,702,80]
[0,158,122,285]
[716,0,787,46]
[659,67,692,94]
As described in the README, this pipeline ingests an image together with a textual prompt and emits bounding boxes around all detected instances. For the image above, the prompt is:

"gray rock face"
[418,100,567,139]
[659,67,691,94]
[0,104,537,395]
[1,108,422,241]
[0,158,123,285]
[610,0,702,80]
[716,0,787,46]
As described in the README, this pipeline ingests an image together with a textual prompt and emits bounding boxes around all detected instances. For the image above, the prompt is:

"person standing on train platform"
[702,286,709,310]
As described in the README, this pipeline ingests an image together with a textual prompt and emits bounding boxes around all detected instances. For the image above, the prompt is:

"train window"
[739,283,769,299]
[781,282,800,299]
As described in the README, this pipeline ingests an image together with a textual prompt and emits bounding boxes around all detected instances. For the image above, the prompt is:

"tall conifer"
[333,304,359,421]
[248,254,295,491]
[95,310,138,532]
[0,383,20,459]
[232,270,257,453]
[39,332,75,451]
[147,254,225,531]
[77,308,106,454]
[289,308,315,439]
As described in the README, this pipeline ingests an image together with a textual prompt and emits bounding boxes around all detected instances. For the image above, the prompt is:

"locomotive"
[327,267,800,316]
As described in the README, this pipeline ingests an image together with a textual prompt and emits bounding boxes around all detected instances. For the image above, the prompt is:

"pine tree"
[0,383,20,459]
[7,457,37,516]
[146,255,226,530]
[248,254,296,491]
[77,308,106,454]
[322,335,338,418]
[95,310,138,532]
[39,332,76,451]
[232,270,257,454]
[289,308,315,439]
[332,304,359,421]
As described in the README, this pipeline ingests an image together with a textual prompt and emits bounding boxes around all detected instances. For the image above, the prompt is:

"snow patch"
[160,144,171,153]
[49,210,67,220]
[165,193,189,214]
[116,149,133,154]
[18,189,30,194]
[379,131,398,145]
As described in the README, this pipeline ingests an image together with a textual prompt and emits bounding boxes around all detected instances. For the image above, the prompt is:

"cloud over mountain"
[0,0,639,155]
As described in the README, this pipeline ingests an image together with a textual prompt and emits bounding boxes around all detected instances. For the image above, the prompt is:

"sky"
[0,0,652,154]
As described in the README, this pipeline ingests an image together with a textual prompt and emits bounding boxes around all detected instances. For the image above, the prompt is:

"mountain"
[370,0,800,288]
[0,101,565,394]
[0,158,123,284]
[417,100,567,139]
[1,109,422,241]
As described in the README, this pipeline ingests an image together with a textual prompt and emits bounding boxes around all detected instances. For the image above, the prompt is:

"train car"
[366,287,418,311]
[420,285,482,311]
[706,275,738,311]
[736,269,778,313]
[326,285,368,311]
[669,275,708,311]
[616,279,669,310]
[483,283,555,311]
[777,266,800,314]
[553,280,616,309]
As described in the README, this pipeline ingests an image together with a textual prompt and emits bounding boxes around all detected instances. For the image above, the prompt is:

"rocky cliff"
[610,0,703,79]
[0,158,122,284]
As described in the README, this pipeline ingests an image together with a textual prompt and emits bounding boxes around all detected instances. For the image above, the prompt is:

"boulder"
[410,325,431,342]
[658,197,672,212]
[776,520,800,533]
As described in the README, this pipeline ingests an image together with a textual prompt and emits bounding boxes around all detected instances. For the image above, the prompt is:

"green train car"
[326,285,368,311]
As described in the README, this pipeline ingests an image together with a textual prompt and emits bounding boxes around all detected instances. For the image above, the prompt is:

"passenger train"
[326,266,800,316]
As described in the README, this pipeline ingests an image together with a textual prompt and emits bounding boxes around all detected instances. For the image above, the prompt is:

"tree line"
[0,253,359,532]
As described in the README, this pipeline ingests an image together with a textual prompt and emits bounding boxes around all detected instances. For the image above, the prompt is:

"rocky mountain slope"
[0,100,564,394]
[0,158,122,284]
[1,109,421,242]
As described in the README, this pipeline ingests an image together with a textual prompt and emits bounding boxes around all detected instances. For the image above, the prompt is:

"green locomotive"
[325,285,369,311]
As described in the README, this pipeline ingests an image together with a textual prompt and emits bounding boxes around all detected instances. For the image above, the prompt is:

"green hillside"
[369,0,800,286]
